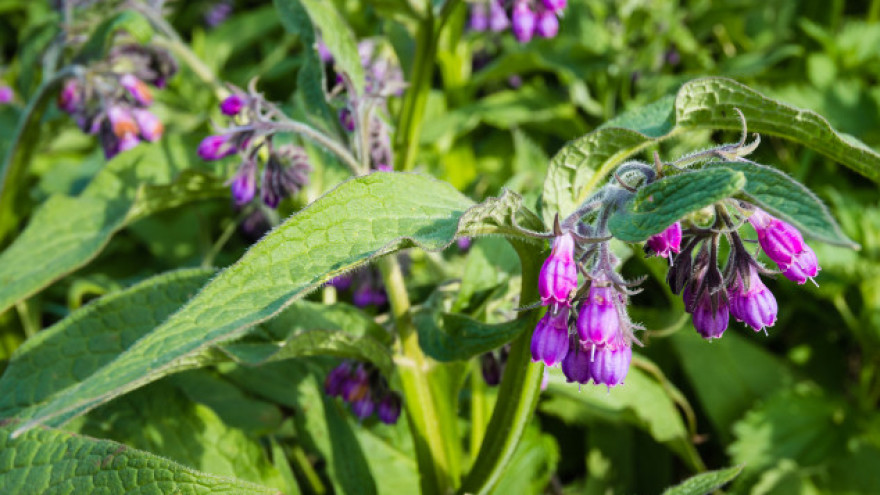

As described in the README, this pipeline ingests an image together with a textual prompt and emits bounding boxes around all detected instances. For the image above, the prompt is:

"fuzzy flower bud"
[782,244,820,285]
[588,342,632,389]
[575,284,620,346]
[542,0,567,12]
[132,109,163,142]
[489,1,510,32]
[729,266,778,333]
[512,2,537,42]
[749,209,804,267]
[219,94,246,116]
[538,232,578,307]
[377,393,402,424]
[119,74,153,106]
[561,335,591,384]
[197,134,238,161]
[536,10,559,38]
[646,222,682,259]
[530,307,570,366]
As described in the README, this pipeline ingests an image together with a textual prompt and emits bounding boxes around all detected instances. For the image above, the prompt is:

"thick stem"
[459,240,544,495]
[394,14,435,171]
[379,255,459,494]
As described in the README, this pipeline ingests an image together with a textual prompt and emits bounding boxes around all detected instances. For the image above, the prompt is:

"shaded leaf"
[416,312,529,362]
[661,466,743,495]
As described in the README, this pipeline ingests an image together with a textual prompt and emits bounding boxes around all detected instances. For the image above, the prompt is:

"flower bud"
[512,2,537,42]
[469,3,489,31]
[561,336,591,384]
[489,1,509,32]
[535,10,559,38]
[220,94,246,116]
[132,109,163,142]
[57,79,81,113]
[230,163,257,205]
[782,244,820,285]
[342,365,370,402]
[589,342,632,389]
[530,307,570,366]
[339,107,355,132]
[575,284,620,346]
[377,393,402,424]
[197,134,238,161]
[729,266,778,333]
[0,85,12,104]
[324,363,351,397]
[692,292,729,340]
[119,74,153,106]
[749,209,804,267]
[542,0,567,12]
[351,396,375,419]
[538,232,578,307]
[645,222,682,259]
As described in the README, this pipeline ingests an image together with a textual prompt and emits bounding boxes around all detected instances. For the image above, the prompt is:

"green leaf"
[72,382,286,490]
[0,268,213,419]
[11,173,476,435]
[489,425,559,495]
[541,363,697,468]
[456,188,545,239]
[719,160,857,248]
[75,10,154,64]
[669,330,795,441]
[543,77,880,226]
[0,141,227,315]
[415,312,529,362]
[607,168,746,242]
[0,420,278,494]
[277,0,365,96]
[660,466,743,495]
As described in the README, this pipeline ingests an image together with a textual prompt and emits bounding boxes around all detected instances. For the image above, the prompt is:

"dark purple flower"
[749,209,804,267]
[489,0,509,32]
[351,396,375,419]
[328,274,353,290]
[530,306,570,366]
[782,244,820,285]
[729,266,778,333]
[339,107,355,132]
[220,94,246,116]
[230,162,257,205]
[538,232,578,308]
[535,10,559,38]
[512,1,537,42]
[0,85,13,104]
[132,109,163,142]
[377,393,402,424]
[325,363,352,397]
[646,222,682,259]
[204,0,233,28]
[542,0,567,12]
[575,284,619,346]
[561,335,591,384]
[469,2,489,31]
[57,79,81,113]
[198,134,238,160]
[354,285,388,307]
[120,74,153,106]
[481,352,502,386]
[588,342,632,389]
[691,291,729,340]
[342,365,370,402]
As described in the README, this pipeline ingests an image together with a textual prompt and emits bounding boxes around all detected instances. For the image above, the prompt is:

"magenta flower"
[197,134,238,160]
[538,232,578,307]
[0,85,13,104]
[729,266,778,333]
[575,284,619,346]
[588,341,632,389]
[536,10,559,38]
[512,1,537,42]
[542,0,567,12]
[646,221,682,259]
[561,335,592,384]
[530,306,571,366]
[691,292,729,340]
[132,109,163,142]
[230,163,257,205]
[120,74,153,106]
[749,209,804,267]
[219,94,246,116]
[489,1,510,31]
[469,2,489,31]
[782,244,820,284]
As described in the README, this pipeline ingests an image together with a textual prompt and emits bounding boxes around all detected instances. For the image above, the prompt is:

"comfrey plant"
[527,115,823,388]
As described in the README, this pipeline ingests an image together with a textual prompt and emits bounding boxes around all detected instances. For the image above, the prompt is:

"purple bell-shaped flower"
[530,306,571,366]
[575,284,620,346]
[538,232,578,308]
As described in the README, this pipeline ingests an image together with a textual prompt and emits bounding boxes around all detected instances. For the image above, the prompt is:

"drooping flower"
[120,74,153,106]
[538,232,578,307]
[749,209,804,267]
[535,9,559,38]
[488,0,510,32]
[132,109,163,142]
[511,1,537,42]
[229,160,257,205]
[691,290,730,340]
[782,244,820,285]
[588,341,632,389]
[729,265,778,333]
[377,393,402,424]
[530,306,570,366]
[541,0,567,12]
[324,362,352,397]
[469,2,489,31]
[561,335,591,384]
[197,134,238,161]
[645,221,682,259]
[575,284,619,346]
[351,396,376,420]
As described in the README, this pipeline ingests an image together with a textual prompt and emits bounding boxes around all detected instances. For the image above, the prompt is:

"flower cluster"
[325,361,402,424]
[57,44,176,159]
[328,270,388,309]
[197,87,312,208]
[469,0,567,42]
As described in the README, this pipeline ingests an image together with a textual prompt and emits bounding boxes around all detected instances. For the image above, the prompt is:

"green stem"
[379,255,459,494]
[459,240,544,495]
[394,14,435,171]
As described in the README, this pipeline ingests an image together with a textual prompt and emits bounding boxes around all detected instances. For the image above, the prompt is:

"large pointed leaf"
[11,173,479,435]
[0,420,278,494]
[0,140,227,315]
[543,77,880,226]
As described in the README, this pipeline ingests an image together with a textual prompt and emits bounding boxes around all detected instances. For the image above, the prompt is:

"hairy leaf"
[661,466,743,495]
[11,173,475,435]
[607,168,746,242]
[0,420,278,494]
